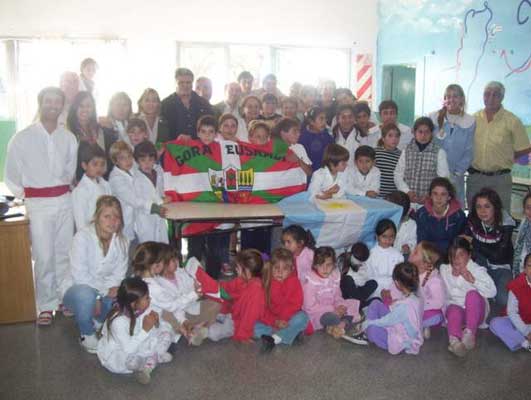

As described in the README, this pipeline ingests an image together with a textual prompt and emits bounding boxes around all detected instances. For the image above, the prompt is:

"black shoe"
[341,332,369,345]
[260,335,275,353]
[293,332,305,345]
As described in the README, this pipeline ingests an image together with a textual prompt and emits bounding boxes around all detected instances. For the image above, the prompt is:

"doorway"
[381,65,416,127]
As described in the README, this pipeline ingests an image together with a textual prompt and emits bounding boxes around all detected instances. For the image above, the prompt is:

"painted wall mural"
[377,0,531,124]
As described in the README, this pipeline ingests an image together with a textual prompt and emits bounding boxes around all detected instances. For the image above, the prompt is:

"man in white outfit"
[5,87,78,325]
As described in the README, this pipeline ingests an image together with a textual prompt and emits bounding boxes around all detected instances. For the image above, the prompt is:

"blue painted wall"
[376,0,531,124]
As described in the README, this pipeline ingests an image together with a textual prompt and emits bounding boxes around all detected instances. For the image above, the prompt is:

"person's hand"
[381,289,392,302]
[163,195,172,204]
[526,332,531,342]
[275,320,288,329]
[461,268,475,284]
[366,190,378,198]
[285,152,299,163]
[179,320,193,338]
[407,191,417,203]
[325,184,340,195]
[159,206,168,218]
[142,311,159,332]
[335,305,347,317]
[107,287,119,298]
[417,194,428,205]
[93,297,102,318]
[402,244,411,254]
[98,116,113,129]
[316,192,333,200]
[460,235,473,243]
[194,281,203,296]
[176,134,192,142]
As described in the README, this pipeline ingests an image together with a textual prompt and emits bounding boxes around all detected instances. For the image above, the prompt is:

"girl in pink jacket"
[302,247,360,337]
[408,241,446,339]
[282,225,316,286]
[351,262,424,355]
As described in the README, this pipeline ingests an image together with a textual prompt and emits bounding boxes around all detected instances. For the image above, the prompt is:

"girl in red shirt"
[256,248,309,353]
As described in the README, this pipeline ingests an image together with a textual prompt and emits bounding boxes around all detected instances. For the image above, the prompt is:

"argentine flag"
[278,193,402,252]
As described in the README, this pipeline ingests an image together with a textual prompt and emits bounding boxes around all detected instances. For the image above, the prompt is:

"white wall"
[0,0,377,51]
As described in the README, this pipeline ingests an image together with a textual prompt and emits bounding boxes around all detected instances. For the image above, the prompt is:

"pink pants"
[446,290,485,339]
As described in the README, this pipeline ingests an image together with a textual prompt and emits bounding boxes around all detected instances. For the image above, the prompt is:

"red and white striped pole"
[355,54,373,104]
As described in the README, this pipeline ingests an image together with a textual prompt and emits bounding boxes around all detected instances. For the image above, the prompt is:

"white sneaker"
[423,327,431,340]
[462,329,476,350]
[158,352,173,364]
[80,334,99,354]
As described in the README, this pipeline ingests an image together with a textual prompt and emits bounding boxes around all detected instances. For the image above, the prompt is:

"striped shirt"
[375,147,401,198]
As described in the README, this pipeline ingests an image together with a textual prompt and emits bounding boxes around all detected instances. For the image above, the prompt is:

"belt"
[24,185,70,198]
[467,167,511,177]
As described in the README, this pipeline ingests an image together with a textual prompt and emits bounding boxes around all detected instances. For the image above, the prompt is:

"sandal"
[37,311,53,326]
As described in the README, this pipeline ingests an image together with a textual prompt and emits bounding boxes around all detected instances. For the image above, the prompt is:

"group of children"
[74,195,530,385]
[4,78,530,385]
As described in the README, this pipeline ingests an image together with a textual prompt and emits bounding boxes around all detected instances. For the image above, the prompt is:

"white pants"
[25,194,74,313]
[207,314,234,342]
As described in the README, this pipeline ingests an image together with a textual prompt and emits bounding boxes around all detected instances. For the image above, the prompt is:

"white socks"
[272,334,282,345]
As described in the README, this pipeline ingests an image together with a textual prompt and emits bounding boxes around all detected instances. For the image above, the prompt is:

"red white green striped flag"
[161,138,307,234]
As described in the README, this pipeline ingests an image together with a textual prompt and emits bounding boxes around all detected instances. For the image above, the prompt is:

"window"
[228,45,271,90]
[16,39,127,127]
[274,46,350,94]
[179,44,227,104]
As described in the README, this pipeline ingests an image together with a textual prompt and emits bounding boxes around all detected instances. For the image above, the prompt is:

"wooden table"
[0,206,36,324]
[164,202,285,258]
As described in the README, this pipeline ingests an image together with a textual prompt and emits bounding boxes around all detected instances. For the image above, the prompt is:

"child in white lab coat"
[307,143,349,201]
[346,145,380,198]
[133,242,222,346]
[97,277,173,384]
[133,141,169,244]
[72,142,111,230]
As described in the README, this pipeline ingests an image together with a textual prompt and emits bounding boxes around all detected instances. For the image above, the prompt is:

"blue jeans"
[254,311,309,345]
[63,284,114,335]
[486,268,512,307]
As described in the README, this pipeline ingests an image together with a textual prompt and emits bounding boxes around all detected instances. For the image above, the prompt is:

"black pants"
[340,276,378,309]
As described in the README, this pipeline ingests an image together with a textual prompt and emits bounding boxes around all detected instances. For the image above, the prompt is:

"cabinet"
[0,210,36,324]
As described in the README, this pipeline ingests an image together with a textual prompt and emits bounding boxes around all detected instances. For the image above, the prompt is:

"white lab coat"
[4,122,77,312]
[289,143,312,165]
[72,174,112,231]
[345,165,381,196]
[394,218,417,254]
[109,166,137,241]
[307,167,348,201]
[133,164,168,244]
[97,308,172,374]
[69,224,129,295]
[366,244,404,295]
[335,127,360,163]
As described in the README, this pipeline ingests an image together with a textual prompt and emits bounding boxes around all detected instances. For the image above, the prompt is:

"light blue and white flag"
[278,193,402,252]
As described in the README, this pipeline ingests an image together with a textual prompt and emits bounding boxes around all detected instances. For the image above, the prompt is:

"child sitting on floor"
[440,237,496,357]
[350,262,424,355]
[281,224,316,285]
[255,248,309,353]
[490,253,531,352]
[97,277,172,385]
[339,242,378,308]
[302,246,360,338]
[208,249,266,343]
[385,190,417,259]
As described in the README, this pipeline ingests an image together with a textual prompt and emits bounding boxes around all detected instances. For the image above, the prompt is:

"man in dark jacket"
[160,68,214,141]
